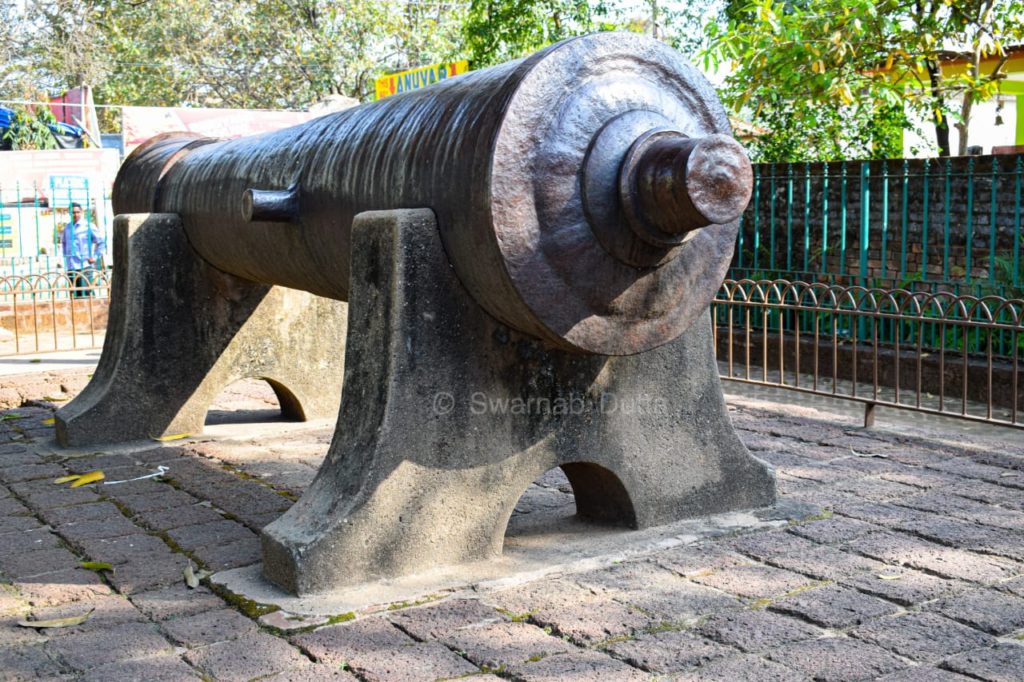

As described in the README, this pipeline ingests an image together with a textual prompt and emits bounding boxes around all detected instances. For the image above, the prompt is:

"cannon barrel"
[112,33,751,355]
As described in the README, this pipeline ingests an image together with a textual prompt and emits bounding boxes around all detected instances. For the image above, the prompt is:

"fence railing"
[0,269,110,356]
[0,179,114,278]
[713,279,1023,429]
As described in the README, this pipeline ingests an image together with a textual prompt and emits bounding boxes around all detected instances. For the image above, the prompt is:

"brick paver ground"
[0,372,1022,680]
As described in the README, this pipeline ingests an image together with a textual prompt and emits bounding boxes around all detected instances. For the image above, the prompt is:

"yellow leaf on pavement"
[41,418,55,425]
[69,471,105,488]
[53,474,82,485]
[79,561,114,572]
[152,433,191,442]
[17,609,94,629]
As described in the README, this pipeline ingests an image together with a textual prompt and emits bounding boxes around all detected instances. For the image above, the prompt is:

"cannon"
[56,32,775,595]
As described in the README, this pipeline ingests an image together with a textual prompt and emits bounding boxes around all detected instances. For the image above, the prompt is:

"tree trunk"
[926,59,950,156]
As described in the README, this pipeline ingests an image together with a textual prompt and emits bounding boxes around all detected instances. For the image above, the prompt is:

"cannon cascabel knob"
[622,132,752,244]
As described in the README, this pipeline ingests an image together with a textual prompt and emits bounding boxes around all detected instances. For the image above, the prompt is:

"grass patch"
[386,593,444,611]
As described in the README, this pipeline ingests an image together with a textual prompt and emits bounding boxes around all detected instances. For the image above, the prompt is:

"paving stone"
[926,458,1024,488]
[79,654,204,681]
[444,621,575,670]
[691,564,817,600]
[604,629,732,673]
[767,637,908,681]
[656,544,751,577]
[486,578,657,644]
[106,551,191,595]
[38,501,125,526]
[949,479,1024,511]
[133,504,226,531]
[833,476,921,502]
[63,454,137,474]
[189,537,262,570]
[184,631,310,682]
[0,514,43,533]
[507,650,649,681]
[731,532,885,580]
[999,576,1024,598]
[0,611,48,648]
[345,641,479,681]
[574,560,741,624]
[879,468,966,490]
[672,653,806,681]
[131,584,225,621]
[0,462,65,483]
[10,479,100,508]
[844,531,1022,584]
[1,526,62,553]
[0,495,32,515]
[769,583,899,628]
[0,644,69,681]
[388,597,507,640]
[695,609,823,653]
[74,533,170,564]
[840,567,968,606]
[160,607,258,647]
[16,566,112,606]
[894,491,1024,531]
[265,665,359,681]
[942,642,1024,681]
[876,666,975,681]
[850,612,997,663]
[47,622,175,672]
[0,546,79,579]
[294,616,416,666]
[110,487,198,512]
[132,447,187,465]
[296,614,479,679]
[166,519,256,551]
[26,595,147,637]
[928,588,1024,635]
[54,514,142,542]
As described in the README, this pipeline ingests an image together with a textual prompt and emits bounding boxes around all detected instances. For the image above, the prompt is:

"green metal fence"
[729,154,1024,357]
[0,179,113,277]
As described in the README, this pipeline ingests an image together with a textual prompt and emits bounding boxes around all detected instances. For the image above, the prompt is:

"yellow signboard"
[375,61,469,100]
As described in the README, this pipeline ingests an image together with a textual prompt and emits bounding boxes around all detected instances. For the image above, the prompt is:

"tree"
[706,0,1024,160]
[2,0,467,120]
[461,0,608,67]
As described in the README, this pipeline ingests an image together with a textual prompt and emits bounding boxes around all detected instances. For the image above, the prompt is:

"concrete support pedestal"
[55,213,347,446]
[261,209,775,596]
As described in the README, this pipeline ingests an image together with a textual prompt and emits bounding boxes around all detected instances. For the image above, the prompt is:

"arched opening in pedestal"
[503,464,637,549]
[204,377,305,426]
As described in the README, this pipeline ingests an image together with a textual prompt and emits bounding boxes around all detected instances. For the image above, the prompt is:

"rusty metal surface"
[112,133,216,215]
[115,33,745,355]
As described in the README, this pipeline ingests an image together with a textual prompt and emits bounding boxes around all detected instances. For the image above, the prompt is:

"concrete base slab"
[220,499,815,617]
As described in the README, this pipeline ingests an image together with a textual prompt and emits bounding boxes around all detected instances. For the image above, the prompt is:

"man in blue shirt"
[59,202,105,298]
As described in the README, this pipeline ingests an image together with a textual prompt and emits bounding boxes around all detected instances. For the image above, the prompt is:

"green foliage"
[2,106,58,150]
[706,0,1024,161]
[462,0,607,67]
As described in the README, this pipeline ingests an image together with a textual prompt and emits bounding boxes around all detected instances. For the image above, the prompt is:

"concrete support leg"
[261,208,775,596]
[55,213,347,447]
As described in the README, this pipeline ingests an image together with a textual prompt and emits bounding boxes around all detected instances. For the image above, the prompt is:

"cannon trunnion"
[58,33,775,595]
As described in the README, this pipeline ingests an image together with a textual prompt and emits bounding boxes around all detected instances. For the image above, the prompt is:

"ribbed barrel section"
[113,32,742,355]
